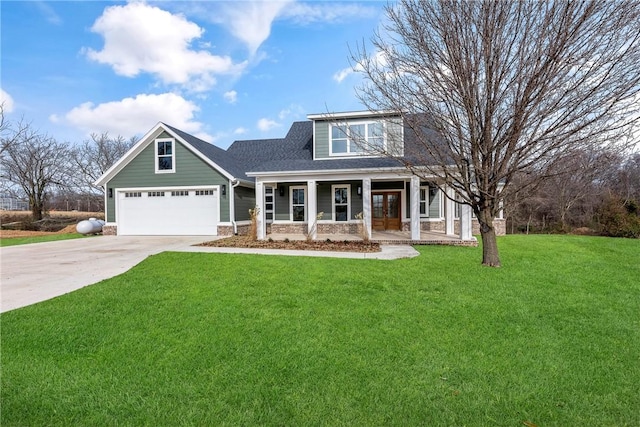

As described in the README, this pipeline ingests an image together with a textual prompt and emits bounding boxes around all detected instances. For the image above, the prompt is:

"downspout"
[231,179,240,234]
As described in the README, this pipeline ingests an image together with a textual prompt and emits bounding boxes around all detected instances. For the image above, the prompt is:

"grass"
[1,235,639,426]
[0,233,89,247]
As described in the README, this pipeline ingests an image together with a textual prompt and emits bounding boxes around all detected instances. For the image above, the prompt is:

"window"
[125,192,141,198]
[195,190,214,196]
[265,186,275,222]
[148,191,165,197]
[332,185,350,221]
[330,121,385,156]
[419,185,442,218]
[171,190,189,197]
[155,138,175,173]
[290,186,306,221]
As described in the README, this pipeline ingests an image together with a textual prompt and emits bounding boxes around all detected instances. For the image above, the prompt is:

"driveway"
[1,236,419,313]
[0,235,216,313]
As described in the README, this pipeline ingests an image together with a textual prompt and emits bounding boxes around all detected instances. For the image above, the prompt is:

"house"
[95,111,506,241]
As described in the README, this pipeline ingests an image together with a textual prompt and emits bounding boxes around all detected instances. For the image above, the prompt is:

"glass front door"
[371,192,401,230]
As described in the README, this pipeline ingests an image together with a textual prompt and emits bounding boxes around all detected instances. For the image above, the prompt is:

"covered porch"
[264,229,478,246]
[251,171,476,244]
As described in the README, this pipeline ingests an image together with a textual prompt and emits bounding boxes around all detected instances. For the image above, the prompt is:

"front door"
[372,192,401,231]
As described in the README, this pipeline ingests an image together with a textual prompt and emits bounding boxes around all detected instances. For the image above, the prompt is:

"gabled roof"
[227,121,314,171]
[94,122,252,187]
[162,123,249,181]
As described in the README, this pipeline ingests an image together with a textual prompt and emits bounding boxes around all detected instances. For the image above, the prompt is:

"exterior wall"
[105,137,230,223]
[420,220,446,232]
[270,223,307,234]
[102,225,117,236]
[317,222,362,234]
[317,181,363,220]
[217,223,251,236]
[314,121,330,159]
[234,185,255,221]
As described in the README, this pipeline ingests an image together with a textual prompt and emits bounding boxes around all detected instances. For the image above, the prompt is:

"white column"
[410,176,421,240]
[460,203,472,240]
[362,178,372,240]
[307,180,317,240]
[445,186,455,235]
[255,180,266,240]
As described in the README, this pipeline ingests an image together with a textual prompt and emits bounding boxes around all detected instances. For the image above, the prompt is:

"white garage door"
[117,188,219,235]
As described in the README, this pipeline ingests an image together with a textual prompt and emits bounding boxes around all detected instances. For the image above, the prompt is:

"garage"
[117,188,219,235]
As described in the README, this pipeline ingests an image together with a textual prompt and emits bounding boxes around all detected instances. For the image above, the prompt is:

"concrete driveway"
[0,235,216,313]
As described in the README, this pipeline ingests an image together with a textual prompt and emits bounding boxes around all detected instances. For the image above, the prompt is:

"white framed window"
[419,185,442,218]
[148,191,165,197]
[290,186,306,222]
[155,138,175,173]
[332,184,350,221]
[125,192,142,198]
[195,190,214,196]
[330,121,386,156]
[265,186,275,222]
[171,190,189,197]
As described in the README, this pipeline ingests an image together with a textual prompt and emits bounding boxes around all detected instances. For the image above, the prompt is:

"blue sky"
[1,1,386,148]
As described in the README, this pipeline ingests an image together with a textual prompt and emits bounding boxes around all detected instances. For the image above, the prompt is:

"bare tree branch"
[355,0,640,266]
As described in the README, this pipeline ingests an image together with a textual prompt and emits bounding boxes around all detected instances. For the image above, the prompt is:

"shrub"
[597,197,640,238]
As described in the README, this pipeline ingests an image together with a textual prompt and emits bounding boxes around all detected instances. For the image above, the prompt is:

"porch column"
[445,186,455,235]
[362,178,372,240]
[255,180,266,240]
[307,180,317,240]
[410,176,421,240]
[460,203,472,240]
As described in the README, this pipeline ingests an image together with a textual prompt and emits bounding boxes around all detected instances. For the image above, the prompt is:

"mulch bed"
[198,235,381,253]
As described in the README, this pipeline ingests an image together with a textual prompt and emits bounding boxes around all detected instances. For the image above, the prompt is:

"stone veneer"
[270,223,308,234]
[102,225,117,236]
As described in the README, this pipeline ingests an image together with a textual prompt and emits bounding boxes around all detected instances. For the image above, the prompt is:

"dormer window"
[329,121,387,156]
[155,138,175,173]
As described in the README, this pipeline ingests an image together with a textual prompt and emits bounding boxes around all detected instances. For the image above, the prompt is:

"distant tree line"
[0,104,137,220]
[506,150,640,238]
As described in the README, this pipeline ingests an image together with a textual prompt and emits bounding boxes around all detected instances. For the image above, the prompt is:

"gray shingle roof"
[162,123,250,181]
[163,117,438,179]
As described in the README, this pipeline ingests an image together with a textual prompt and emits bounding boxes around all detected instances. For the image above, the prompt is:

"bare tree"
[0,122,72,220]
[70,132,138,194]
[355,0,640,266]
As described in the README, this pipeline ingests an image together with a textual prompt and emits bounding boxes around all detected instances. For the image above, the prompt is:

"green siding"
[106,139,230,222]
[274,184,291,221]
[314,121,330,159]
[316,181,363,220]
[234,186,255,221]
[317,184,332,217]
[429,187,441,218]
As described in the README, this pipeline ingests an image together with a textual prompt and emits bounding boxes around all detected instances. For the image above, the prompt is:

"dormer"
[308,111,404,160]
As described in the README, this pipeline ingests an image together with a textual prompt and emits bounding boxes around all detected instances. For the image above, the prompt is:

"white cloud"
[84,2,246,92]
[53,93,212,141]
[205,1,294,55]
[34,1,62,25]
[278,104,304,120]
[223,90,238,104]
[281,3,378,25]
[0,89,15,113]
[234,127,248,135]
[257,118,280,132]
[333,50,388,83]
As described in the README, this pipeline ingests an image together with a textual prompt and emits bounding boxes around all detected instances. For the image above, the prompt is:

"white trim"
[95,122,248,186]
[331,184,351,221]
[154,137,176,174]
[307,110,399,120]
[289,185,307,222]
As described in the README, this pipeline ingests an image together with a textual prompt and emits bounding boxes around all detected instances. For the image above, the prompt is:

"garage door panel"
[118,189,218,235]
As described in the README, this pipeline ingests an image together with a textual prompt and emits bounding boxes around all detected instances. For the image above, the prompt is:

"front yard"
[1,235,638,426]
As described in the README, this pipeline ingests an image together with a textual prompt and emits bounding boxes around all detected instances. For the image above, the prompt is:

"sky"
[1,0,387,148]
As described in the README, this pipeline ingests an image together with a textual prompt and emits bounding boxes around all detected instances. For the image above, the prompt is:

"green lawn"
[0,233,89,247]
[1,235,638,426]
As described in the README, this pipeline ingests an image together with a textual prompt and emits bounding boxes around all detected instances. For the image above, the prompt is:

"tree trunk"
[31,199,44,221]
[478,211,501,267]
